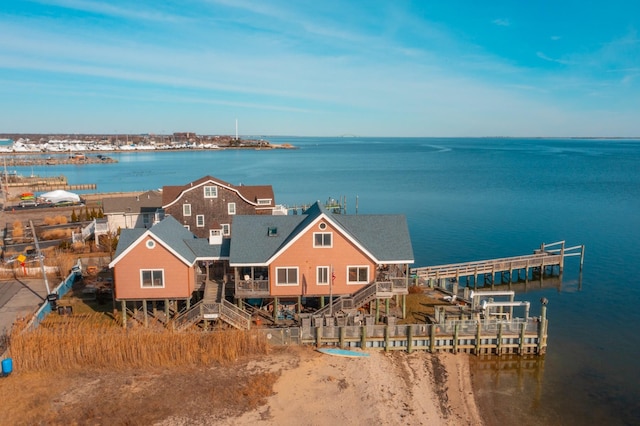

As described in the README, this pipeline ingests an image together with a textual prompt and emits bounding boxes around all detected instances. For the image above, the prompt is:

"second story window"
[228,202,236,215]
[183,203,191,216]
[222,223,230,236]
[314,232,332,247]
[196,215,205,227]
[204,186,217,198]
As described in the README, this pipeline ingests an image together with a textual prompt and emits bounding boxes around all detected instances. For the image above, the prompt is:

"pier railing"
[411,241,584,283]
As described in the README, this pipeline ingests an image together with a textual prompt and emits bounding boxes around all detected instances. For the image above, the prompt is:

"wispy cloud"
[27,0,189,23]
[536,51,573,65]
[492,18,511,27]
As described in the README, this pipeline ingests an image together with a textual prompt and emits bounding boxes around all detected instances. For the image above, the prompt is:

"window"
[183,225,190,230]
[268,226,278,237]
[221,223,230,236]
[196,215,205,227]
[146,240,155,249]
[317,266,330,285]
[347,266,369,284]
[210,229,221,237]
[183,203,191,216]
[204,186,218,198]
[143,214,150,226]
[276,267,298,286]
[228,202,236,215]
[257,198,272,205]
[141,269,164,288]
[319,222,327,230]
[314,232,332,247]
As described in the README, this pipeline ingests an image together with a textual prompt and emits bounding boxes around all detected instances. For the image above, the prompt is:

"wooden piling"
[384,325,390,352]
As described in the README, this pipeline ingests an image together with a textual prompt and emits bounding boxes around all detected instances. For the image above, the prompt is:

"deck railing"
[235,279,270,297]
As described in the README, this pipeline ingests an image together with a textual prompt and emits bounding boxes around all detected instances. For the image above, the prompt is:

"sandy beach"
[160,346,483,426]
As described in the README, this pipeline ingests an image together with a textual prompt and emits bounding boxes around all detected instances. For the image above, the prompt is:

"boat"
[20,192,35,200]
[316,348,370,358]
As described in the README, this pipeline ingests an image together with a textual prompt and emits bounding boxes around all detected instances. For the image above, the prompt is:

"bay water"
[16,137,640,425]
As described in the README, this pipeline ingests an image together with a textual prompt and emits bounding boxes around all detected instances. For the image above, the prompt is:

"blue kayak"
[316,348,370,357]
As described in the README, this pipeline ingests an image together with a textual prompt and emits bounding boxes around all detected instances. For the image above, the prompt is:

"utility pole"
[29,220,50,294]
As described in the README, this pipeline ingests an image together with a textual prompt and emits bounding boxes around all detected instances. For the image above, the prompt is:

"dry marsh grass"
[1,317,280,425]
[8,315,270,371]
[40,228,72,240]
[43,215,68,225]
[12,220,23,237]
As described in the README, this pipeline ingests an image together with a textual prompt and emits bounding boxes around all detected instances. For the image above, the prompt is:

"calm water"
[17,137,640,425]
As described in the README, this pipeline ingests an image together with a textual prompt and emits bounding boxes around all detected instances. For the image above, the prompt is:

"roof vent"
[267,226,278,237]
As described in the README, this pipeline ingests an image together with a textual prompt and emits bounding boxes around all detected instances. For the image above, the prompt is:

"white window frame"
[276,267,299,286]
[183,203,191,216]
[257,198,272,205]
[183,225,190,230]
[196,214,205,227]
[221,223,230,236]
[209,229,221,237]
[313,232,332,248]
[228,202,236,215]
[204,185,218,198]
[347,265,369,285]
[316,266,330,286]
[140,269,164,288]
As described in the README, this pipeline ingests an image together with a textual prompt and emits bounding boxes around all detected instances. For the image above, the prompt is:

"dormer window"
[257,198,272,205]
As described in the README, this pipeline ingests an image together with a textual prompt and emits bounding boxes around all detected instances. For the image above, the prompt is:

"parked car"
[53,200,75,207]
[19,199,38,207]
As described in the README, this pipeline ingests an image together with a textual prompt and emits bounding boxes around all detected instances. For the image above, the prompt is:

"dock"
[2,175,97,195]
[410,241,584,289]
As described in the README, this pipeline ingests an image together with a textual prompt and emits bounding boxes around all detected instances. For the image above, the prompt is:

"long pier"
[411,241,584,288]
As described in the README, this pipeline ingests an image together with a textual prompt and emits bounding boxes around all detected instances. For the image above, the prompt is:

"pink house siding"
[268,220,375,297]
[113,236,196,300]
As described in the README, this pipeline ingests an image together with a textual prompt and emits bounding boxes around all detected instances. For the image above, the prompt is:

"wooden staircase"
[314,280,401,317]
[173,280,251,330]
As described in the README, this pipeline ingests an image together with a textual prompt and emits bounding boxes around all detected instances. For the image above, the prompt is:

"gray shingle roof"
[112,216,229,266]
[229,201,414,265]
[102,190,162,214]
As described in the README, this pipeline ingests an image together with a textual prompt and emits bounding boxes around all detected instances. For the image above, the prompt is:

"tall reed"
[8,315,270,372]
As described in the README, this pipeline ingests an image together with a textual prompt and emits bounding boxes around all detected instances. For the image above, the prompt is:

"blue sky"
[1,0,639,137]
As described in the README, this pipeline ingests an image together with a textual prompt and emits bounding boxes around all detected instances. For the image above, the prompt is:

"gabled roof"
[162,175,274,208]
[109,216,229,268]
[229,201,414,266]
[102,190,162,214]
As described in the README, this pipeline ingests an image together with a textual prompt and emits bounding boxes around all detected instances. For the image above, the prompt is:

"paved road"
[0,278,48,335]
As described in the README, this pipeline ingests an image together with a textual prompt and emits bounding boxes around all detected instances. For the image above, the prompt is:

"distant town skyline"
[1,1,639,137]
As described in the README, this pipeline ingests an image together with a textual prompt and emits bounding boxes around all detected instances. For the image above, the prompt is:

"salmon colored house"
[230,202,414,318]
[109,215,231,327]
[109,201,414,328]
